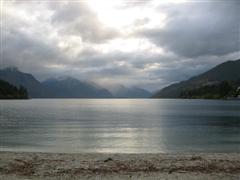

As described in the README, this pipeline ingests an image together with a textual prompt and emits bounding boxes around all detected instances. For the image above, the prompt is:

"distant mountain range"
[0,67,48,98]
[152,59,240,99]
[0,67,152,98]
[1,59,239,99]
[42,77,112,98]
[106,84,152,98]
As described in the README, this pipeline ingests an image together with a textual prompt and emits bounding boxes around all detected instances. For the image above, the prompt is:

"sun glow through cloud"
[86,0,167,33]
[84,0,167,59]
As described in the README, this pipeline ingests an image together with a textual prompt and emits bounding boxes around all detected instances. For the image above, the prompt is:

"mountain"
[106,84,152,98]
[0,79,28,99]
[0,67,151,98]
[42,76,112,98]
[0,67,48,98]
[0,68,112,98]
[152,59,240,98]
[179,81,240,99]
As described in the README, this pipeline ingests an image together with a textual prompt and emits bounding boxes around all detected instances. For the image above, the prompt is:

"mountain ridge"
[106,84,152,98]
[42,77,112,98]
[152,59,240,98]
[0,68,151,98]
[0,67,48,98]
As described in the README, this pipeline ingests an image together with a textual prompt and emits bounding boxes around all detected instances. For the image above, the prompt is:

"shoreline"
[0,152,240,179]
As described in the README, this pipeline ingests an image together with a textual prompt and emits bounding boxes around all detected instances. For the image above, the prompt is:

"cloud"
[137,1,240,58]
[51,2,120,43]
[1,0,239,91]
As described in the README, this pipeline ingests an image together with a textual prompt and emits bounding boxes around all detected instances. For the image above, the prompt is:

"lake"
[0,99,240,153]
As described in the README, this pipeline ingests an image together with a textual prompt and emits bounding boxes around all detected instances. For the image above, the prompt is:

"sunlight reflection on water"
[0,99,240,153]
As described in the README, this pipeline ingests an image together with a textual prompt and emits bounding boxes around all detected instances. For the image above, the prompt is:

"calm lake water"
[0,99,240,153]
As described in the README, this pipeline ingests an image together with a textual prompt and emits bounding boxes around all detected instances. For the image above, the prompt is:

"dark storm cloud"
[138,1,240,58]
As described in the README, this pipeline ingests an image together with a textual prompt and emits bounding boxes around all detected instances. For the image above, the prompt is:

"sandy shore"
[0,152,240,180]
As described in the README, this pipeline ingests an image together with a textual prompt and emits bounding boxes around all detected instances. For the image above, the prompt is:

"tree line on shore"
[0,80,28,99]
[179,80,240,99]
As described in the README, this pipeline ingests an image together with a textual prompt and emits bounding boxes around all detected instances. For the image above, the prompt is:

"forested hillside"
[0,80,28,99]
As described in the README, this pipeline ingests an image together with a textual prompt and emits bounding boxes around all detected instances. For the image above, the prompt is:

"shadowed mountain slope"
[153,59,240,98]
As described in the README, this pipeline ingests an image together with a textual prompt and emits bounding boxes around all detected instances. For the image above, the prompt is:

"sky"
[1,0,240,91]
